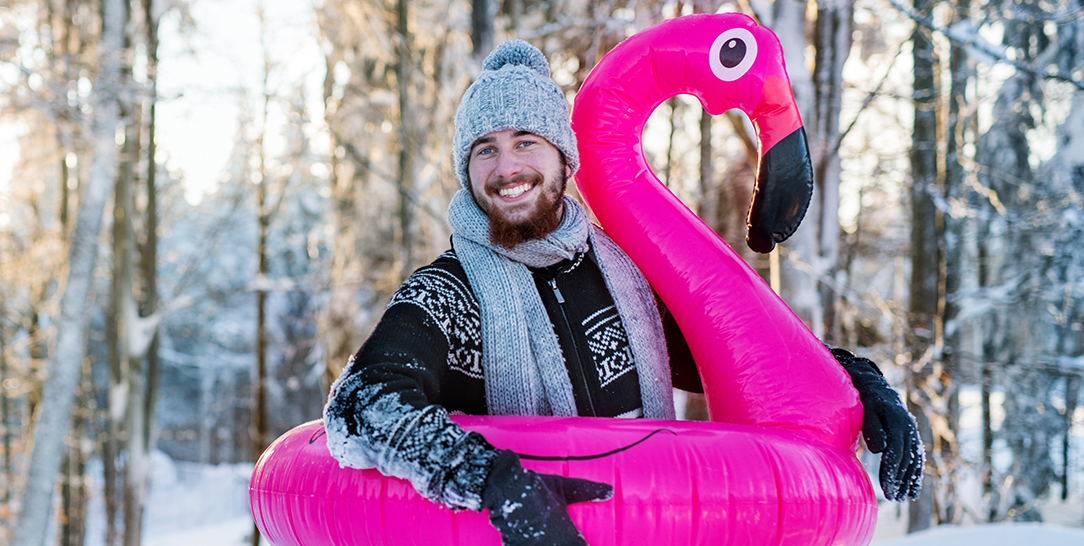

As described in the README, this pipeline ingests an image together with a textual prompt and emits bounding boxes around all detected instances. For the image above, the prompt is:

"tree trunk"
[770,0,823,334]
[12,0,124,543]
[117,48,145,544]
[60,152,71,232]
[59,366,89,546]
[57,0,74,233]
[123,4,162,543]
[664,97,680,188]
[698,107,716,231]
[1063,376,1079,500]
[981,350,994,519]
[397,0,415,275]
[251,8,273,545]
[811,0,852,344]
[503,0,521,34]
[252,220,268,546]
[0,288,11,519]
[907,0,940,531]
[472,0,496,60]
[27,310,45,439]
[123,361,149,546]
[973,2,1045,518]
[937,0,973,523]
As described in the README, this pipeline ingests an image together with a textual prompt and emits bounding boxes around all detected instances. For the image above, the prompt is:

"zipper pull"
[548,279,565,304]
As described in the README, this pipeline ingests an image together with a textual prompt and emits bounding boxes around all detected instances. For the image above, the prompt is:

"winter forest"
[0,0,1082,544]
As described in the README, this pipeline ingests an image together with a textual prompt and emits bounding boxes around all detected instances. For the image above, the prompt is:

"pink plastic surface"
[571,13,862,449]
[252,418,875,546]
[250,13,876,546]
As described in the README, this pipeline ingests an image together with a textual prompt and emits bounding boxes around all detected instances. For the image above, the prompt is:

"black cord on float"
[515,428,677,461]
[308,425,678,460]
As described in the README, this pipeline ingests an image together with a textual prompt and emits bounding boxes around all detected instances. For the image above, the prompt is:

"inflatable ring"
[250,14,876,546]
[251,416,874,545]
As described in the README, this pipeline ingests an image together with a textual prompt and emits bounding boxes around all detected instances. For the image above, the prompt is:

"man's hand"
[830,348,925,501]
[482,449,612,546]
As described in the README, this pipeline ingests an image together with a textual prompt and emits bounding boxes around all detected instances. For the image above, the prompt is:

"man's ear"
[565,164,573,180]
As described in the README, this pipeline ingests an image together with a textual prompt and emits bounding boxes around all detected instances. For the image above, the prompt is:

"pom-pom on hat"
[453,40,578,189]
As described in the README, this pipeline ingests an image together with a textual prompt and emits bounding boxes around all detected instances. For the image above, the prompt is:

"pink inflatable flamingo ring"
[249,13,877,546]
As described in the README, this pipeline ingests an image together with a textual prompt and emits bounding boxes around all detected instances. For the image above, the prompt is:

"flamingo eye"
[709,28,757,81]
[719,39,745,67]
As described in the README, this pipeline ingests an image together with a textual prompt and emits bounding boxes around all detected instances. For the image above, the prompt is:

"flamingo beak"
[745,126,814,254]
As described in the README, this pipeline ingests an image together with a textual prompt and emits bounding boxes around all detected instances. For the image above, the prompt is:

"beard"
[476,168,567,249]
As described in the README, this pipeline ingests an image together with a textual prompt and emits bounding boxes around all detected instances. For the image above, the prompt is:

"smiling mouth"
[498,182,533,198]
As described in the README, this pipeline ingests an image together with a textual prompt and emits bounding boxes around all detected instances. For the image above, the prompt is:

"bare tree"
[753,0,826,333]
[124,0,164,542]
[935,0,975,524]
[810,0,853,343]
[396,0,417,273]
[251,5,284,544]
[13,0,125,542]
[315,0,469,385]
[473,0,497,60]
[906,0,940,531]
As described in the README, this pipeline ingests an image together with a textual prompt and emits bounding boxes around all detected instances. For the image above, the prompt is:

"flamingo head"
[576,13,814,253]
[668,14,814,253]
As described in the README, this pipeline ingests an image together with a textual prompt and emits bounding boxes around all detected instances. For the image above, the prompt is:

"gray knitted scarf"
[448,189,675,419]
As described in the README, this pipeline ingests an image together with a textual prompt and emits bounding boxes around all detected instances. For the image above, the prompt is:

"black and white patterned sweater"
[323,245,700,512]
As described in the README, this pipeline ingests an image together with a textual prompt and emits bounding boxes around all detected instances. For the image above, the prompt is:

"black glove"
[482,449,613,546]
[830,348,924,502]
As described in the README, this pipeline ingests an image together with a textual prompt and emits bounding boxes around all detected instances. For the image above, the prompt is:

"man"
[324,40,922,546]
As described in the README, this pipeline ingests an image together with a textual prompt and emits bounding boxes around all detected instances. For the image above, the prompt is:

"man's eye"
[517,140,534,148]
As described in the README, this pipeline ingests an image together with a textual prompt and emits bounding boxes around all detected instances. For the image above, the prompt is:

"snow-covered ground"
[144,518,254,546]
[146,516,1084,546]
[77,449,1084,546]
[872,522,1084,545]
[871,498,1084,545]
[84,451,254,546]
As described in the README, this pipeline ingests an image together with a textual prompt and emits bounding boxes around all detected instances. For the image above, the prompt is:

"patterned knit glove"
[482,449,612,546]
[830,348,924,501]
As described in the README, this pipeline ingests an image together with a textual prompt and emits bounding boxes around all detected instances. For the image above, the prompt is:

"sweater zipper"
[548,278,565,303]
[548,278,597,416]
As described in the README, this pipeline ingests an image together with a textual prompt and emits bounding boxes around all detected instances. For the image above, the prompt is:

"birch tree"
[766,0,824,335]
[0,2,86,534]
[13,0,125,542]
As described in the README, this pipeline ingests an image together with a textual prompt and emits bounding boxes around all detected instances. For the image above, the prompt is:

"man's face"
[467,129,572,248]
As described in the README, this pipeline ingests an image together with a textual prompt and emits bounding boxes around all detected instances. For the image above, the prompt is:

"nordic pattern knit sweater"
[323,246,701,512]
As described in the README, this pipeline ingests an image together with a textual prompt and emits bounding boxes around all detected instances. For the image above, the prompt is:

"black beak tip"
[744,127,813,254]
[746,230,776,254]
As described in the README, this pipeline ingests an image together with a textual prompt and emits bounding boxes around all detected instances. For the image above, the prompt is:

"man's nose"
[493,151,524,179]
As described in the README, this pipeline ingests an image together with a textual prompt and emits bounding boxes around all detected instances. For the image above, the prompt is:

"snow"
[144,518,255,546]
[84,451,256,546]
[91,449,1082,546]
[871,523,1084,545]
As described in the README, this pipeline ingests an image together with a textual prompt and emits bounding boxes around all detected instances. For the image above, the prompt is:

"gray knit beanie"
[453,40,579,189]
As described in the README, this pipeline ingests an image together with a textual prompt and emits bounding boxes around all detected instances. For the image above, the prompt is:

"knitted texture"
[589,223,676,420]
[453,40,579,188]
[324,356,497,510]
[447,190,674,419]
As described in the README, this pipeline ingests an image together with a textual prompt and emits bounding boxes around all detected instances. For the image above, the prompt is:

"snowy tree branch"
[125,295,195,361]
[330,128,446,224]
[884,0,1084,91]
[833,41,906,157]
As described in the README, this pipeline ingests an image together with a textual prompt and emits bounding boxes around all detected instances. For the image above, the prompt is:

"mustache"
[485,172,542,194]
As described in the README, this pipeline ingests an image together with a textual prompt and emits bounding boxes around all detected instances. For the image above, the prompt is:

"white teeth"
[498,183,531,198]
